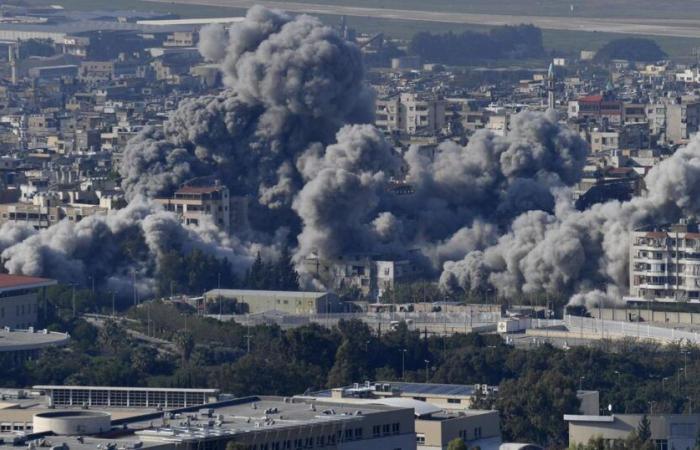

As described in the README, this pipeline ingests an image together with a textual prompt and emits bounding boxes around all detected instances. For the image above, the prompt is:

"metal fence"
[563,314,700,344]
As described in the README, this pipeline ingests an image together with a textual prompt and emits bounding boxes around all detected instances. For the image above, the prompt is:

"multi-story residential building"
[568,94,623,125]
[155,182,248,234]
[375,93,447,135]
[629,221,700,302]
[646,97,700,145]
[302,253,421,299]
[0,196,107,229]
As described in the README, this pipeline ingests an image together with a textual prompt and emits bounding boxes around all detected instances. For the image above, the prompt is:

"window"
[383,424,390,435]
[474,427,482,439]
[354,428,363,439]
[416,434,425,445]
[392,423,400,434]
[447,398,461,404]
[372,425,380,437]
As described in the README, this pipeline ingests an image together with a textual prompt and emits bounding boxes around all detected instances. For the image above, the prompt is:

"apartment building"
[0,198,107,229]
[155,183,248,234]
[376,93,447,135]
[629,221,700,302]
[302,253,421,299]
[646,98,700,145]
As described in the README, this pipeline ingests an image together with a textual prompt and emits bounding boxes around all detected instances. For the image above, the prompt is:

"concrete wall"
[596,307,700,326]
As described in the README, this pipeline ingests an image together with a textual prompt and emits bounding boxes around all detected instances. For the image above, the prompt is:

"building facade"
[629,222,700,301]
[0,274,56,329]
[565,413,700,450]
[156,183,248,234]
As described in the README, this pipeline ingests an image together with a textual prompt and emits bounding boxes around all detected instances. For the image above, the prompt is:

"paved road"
[145,0,700,39]
[84,314,179,354]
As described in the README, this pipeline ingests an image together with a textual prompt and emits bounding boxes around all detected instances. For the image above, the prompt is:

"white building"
[629,221,700,302]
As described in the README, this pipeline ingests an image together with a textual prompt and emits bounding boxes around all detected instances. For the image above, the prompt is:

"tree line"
[409,24,545,66]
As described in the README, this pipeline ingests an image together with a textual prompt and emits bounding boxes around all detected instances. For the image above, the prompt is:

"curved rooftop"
[0,328,70,352]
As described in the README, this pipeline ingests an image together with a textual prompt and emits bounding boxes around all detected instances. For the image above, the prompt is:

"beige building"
[156,184,248,234]
[629,221,700,302]
[0,198,107,230]
[565,413,700,450]
[415,409,500,450]
[302,254,422,300]
[302,382,502,450]
[375,93,447,135]
[0,274,56,329]
[203,289,343,315]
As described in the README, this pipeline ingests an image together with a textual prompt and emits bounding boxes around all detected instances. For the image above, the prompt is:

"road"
[144,0,700,39]
[83,314,179,355]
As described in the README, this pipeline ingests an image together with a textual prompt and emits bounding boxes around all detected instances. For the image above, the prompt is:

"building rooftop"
[129,397,406,439]
[0,328,69,353]
[0,274,56,293]
[205,289,329,299]
[33,386,219,393]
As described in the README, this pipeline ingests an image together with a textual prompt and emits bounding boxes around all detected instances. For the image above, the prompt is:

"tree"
[174,331,195,363]
[274,246,300,291]
[226,442,247,450]
[637,414,651,443]
[594,38,667,63]
[327,341,369,387]
[447,438,467,450]
[496,370,580,446]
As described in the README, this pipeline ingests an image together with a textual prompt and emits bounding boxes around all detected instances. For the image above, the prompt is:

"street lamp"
[399,349,407,381]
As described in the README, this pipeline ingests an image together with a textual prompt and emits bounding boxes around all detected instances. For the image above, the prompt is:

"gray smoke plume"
[0,198,257,291]
[121,5,372,222]
[293,124,403,262]
[440,134,700,309]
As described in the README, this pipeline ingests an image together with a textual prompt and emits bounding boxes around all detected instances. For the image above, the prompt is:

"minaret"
[547,62,555,110]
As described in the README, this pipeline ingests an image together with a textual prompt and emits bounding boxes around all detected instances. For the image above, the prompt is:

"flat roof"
[369,398,441,417]
[564,414,615,422]
[0,329,69,352]
[0,274,56,293]
[205,289,329,299]
[34,386,219,393]
[137,17,245,26]
[377,381,476,397]
[131,397,408,440]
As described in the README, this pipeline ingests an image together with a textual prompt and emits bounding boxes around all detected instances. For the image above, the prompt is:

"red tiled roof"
[579,95,603,102]
[0,274,56,290]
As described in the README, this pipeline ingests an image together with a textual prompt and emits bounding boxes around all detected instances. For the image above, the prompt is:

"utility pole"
[400,349,407,381]
[72,284,76,318]
[245,325,252,354]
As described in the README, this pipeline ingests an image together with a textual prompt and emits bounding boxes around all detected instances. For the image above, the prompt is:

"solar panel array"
[380,382,475,397]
